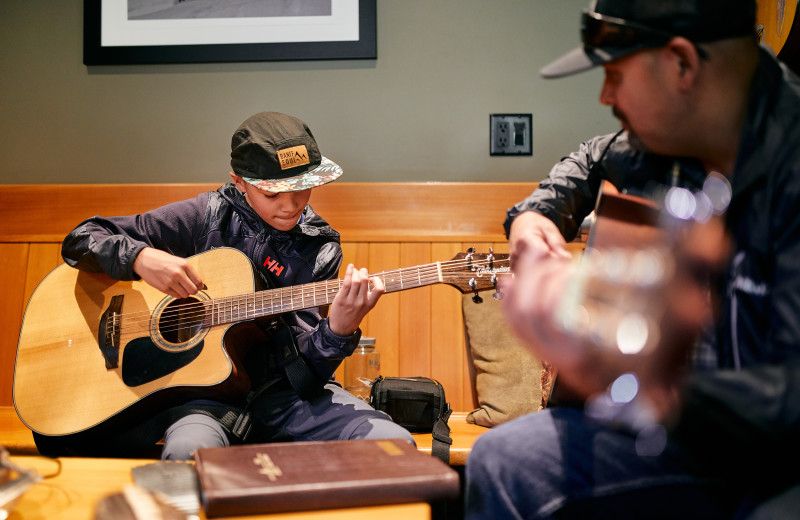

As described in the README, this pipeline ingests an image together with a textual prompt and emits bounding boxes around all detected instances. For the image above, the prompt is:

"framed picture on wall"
[84,0,376,65]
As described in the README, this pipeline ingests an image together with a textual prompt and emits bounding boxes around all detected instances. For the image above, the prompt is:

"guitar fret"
[194,253,508,326]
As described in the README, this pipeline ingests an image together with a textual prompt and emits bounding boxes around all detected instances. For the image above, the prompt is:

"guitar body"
[757,0,800,74]
[13,248,256,437]
[13,246,509,439]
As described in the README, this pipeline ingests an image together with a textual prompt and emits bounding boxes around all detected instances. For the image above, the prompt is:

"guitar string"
[115,257,512,338]
[104,257,511,340]
[142,262,512,339]
[126,257,503,327]
[105,264,463,339]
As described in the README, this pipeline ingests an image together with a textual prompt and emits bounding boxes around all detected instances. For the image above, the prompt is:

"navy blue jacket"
[62,182,361,385]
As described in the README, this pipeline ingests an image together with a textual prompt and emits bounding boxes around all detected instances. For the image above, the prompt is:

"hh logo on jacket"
[263,256,285,276]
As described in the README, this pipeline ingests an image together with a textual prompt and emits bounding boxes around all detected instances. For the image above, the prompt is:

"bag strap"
[431,403,453,464]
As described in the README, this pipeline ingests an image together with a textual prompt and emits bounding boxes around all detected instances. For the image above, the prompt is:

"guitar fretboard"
[207,262,445,326]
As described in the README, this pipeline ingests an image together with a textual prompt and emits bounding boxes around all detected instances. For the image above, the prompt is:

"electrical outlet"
[490,114,532,156]
[494,120,510,150]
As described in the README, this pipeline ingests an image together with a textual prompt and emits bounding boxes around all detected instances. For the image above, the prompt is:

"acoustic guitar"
[552,179,731,405]
[756,0,800,73]
[13,247,509,438]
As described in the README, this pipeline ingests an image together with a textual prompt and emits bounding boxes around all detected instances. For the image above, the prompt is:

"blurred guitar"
[13,247,509,438]
[554,180,731,404]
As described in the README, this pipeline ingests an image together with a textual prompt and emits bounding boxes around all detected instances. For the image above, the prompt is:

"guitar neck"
[208,262,444,326]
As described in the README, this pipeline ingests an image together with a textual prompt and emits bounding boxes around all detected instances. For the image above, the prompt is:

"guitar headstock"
[440,248,511,302]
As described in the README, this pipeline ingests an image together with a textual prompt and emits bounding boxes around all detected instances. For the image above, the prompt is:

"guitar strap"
[258,319,327,402]
[178,376,283,443]
[179,319,327,443]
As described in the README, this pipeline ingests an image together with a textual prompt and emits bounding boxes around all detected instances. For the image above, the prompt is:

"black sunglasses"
[581,10,709,59]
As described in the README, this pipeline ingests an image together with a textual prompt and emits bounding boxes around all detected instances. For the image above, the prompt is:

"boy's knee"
[347,416,415,445]
[162,414,229,461]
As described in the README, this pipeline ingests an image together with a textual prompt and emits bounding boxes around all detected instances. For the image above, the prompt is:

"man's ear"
[666,37,702,88]
[229,171,248,193]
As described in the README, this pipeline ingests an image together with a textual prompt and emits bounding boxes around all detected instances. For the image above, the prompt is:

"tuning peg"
[469,277,483,303]
[491,273,503,300]
[487,247,494,270]
[466,248,475,270]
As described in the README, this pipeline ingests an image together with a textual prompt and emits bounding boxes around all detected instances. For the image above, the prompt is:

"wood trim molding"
[0,182,538,243]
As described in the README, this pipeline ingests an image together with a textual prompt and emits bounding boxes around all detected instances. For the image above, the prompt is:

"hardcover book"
[194,438,460,517]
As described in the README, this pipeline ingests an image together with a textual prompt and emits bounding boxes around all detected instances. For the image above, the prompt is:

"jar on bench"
[344,337,381,402]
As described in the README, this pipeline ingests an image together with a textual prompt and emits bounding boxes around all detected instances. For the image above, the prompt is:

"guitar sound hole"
[159,297,206,345]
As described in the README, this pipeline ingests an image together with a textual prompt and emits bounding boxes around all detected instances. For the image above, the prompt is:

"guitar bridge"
[98,295,123,369]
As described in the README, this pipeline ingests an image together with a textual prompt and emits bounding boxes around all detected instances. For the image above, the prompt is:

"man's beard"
[613,107,647,152]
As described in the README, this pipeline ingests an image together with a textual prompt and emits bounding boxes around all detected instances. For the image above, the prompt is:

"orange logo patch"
[277,145,310,170]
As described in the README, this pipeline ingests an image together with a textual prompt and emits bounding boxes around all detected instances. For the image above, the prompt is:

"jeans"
[464,406,738,520]
[162,382,414,460]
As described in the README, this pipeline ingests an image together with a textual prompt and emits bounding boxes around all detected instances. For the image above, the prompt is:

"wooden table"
[6,456,430,520]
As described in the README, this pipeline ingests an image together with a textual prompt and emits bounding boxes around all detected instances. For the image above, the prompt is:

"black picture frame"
[84,0,376,66]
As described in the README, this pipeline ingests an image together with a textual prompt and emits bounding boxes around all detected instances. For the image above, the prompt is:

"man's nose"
[599,80,615,106]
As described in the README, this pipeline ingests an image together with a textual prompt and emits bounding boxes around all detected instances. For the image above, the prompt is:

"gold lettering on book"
[377,440,403,456]
[253,453,283,481]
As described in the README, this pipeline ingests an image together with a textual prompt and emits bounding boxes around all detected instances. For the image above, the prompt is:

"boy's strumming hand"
[133,247,205,299]
[328,264,385,336]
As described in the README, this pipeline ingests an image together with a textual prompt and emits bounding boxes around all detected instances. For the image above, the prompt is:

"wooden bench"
[412,412,486,465]
[0,182,542,414]
[0,405,37,455]
[1,406,486,466]
[1,183,540,468]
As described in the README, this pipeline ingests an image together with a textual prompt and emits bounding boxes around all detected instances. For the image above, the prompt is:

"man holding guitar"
[47,111,413,459]
[466,0,800,518]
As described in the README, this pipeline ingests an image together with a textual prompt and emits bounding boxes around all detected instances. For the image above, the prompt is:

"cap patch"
[278,145,310,170]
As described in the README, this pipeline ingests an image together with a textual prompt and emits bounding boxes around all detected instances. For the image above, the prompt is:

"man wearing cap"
[53,111,413,459]
[465,0,800,518]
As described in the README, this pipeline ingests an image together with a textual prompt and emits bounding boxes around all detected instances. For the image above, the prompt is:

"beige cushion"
[462,294,555,428]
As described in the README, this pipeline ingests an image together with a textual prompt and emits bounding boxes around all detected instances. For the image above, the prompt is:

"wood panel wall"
[0,182,539,413]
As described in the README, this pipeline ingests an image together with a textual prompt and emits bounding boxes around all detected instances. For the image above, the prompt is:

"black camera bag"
[369,375,453,463]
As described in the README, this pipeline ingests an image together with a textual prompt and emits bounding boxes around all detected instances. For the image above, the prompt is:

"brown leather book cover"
[194,438,460,517]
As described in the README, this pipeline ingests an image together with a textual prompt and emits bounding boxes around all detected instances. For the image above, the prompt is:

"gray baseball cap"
[541,0,757,79]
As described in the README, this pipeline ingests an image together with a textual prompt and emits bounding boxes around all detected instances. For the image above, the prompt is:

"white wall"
[0,0,618,184]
